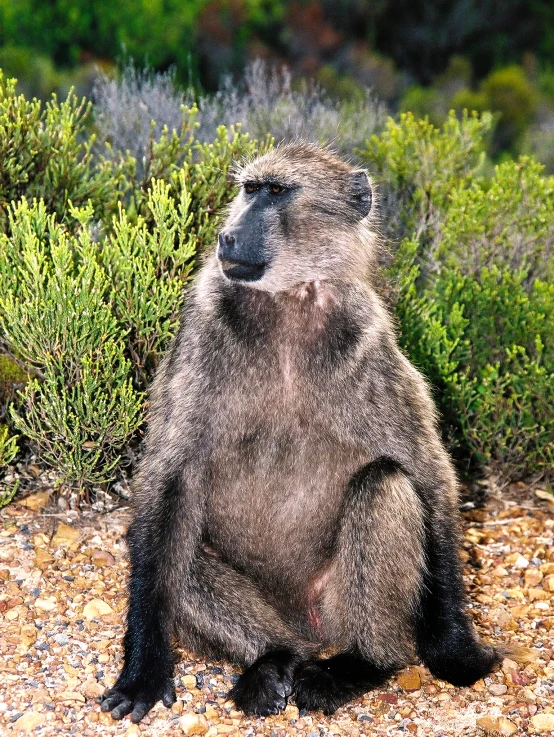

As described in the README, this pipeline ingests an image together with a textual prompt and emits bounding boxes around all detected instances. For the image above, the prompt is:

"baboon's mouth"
[220,259,267,282]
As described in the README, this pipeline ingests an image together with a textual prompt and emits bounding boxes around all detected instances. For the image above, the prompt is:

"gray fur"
[108,143,497,721]
[139,143,451,657]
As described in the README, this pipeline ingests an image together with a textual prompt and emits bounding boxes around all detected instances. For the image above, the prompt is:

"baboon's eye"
[244,183,259,194]
[269,184,285,195]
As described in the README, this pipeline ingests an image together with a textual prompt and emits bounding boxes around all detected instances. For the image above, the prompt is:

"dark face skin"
[218,181,296,282]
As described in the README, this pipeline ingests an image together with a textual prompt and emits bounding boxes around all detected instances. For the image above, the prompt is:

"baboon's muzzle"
[217,231,267,282]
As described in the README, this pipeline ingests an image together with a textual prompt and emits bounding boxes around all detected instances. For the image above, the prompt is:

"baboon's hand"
[424,637,501,688]
[98,671,176,723]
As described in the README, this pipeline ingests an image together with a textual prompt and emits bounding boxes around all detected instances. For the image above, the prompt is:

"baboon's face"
[217,144,373,291]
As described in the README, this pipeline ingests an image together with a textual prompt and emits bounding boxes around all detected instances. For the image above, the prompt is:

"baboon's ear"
[348,170,372,218]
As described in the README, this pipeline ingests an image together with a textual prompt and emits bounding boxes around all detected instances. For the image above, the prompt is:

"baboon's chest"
[205,407,363,597]
[202,285,367,595]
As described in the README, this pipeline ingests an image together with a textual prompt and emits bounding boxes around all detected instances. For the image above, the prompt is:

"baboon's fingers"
[162,685,177,708]
[130,699,156,724]
[99,681,172,722]
[99,691,127,712]
[110,699,134,720]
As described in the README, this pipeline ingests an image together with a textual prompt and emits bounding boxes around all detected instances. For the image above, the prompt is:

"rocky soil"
[0,484,553,737]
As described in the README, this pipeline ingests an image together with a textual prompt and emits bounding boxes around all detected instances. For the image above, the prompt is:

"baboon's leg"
[175,551,313,663]
[413,486,501,686]
[294,457,500,714]
[174,551,318,716]
[294,458,424,714]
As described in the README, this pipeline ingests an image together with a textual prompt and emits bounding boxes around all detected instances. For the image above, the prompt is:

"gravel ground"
[0,484,553,737]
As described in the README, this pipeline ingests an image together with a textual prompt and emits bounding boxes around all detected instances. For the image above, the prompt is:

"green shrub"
[14,349,142,494]
[399,86,447,128]
[0,354,28,423]
[450,88,489,116]
[0,420,18,508]
[522,113,554,175]
[0,45,60,100]
[374,115,554,483]
[102,173,197,388]
[360,110,493,268]
[480,65,537,152]
[392,239,554,480]
[0,425,18,468]
[398,63,541,160]
[537,67,554,101]
[0,71,112,233]
[0,354,27,477]
[0,199,143,492]
[0,200,122,375]
[437,157,554,282]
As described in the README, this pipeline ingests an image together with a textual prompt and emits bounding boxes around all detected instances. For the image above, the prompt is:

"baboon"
[100,143,501,723]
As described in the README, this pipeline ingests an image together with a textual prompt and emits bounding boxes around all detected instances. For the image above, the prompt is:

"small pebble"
[476,715,518,735]
[487,683,508,696]
[178,713,209,735]
[530,713,554,732]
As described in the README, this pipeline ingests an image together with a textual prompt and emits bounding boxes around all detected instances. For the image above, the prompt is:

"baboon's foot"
[423,636,501,687]
[99,671,176,723]
[229,650,299,716]
[294,653,395,715]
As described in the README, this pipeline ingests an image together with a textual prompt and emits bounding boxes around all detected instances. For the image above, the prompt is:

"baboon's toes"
[230,668,286,716]
[293,660,344,715]
[229,650,298,716]
[99,689,131,716]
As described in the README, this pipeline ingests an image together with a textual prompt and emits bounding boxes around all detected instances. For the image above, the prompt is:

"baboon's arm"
[412,481,502,684]
[100,463,204,722]
[100,300,224,721]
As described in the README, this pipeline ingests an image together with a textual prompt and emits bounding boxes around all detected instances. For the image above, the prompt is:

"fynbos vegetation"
[0,65,552,503]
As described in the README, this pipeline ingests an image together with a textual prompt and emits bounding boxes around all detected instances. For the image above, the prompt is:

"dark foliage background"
[2,0,553,87]
[2,1,554,168]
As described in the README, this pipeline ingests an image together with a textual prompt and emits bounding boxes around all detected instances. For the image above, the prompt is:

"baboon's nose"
[217,230,266,279]
[218,231,239,262]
